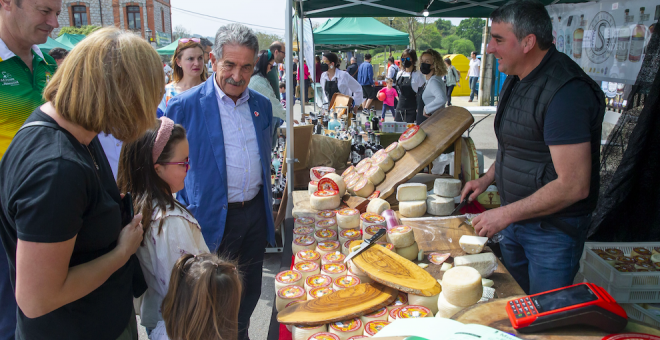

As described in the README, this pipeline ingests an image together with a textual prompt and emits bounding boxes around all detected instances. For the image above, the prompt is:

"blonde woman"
[418,49,448,125]
[0,27,164,340]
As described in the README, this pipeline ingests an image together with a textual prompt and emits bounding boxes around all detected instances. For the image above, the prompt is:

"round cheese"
[342,166,356,179]
[441,266,483,307]
[347,259,365,276]
[333,275,361,291]
[348,267,372,284]
[387,291,409,311]
[292,235,317,254]
[347,336,368,340]
[388,306,403,322]
[356,159,372,174]
[316,219,338,232]
[295,250,321,265]
[458,235,488,254]
[285,300,306,331]
[322,251,346,265]
[377,242,395,252]
[360,213,386,231]
[426,195,455,216]
[345,175,362,196]
[396,183,428,202]
[342,240,354,256]
[293,261,321,282]
[362,225,383,240]
[366,198,390,215]
[310,190,341,210]
[336,208,360,230]
[292,324,327,340]
[295,217,316,229]
[363,320,390,337]
[316,210,337,221]
[396,242,419,261]
[275,270,303,291]
[310,167,335,182]
[436,292,465,318]
[399,125,426,150]
[433,178,462,198]
[276,285,305,311]
[309,181,319,195]
[386,225,415,248]
[321,263,347,280]
[308,332,340,340]
[343,172,358,192]
[360,307,388,324]
[316,241,341,257]
[399,200,427,218]
[329,319,364,340]
[294,226,315,236]
[320,173,347,197]
[353,177,374,198]
[304,274,333,292]
[385,141,405,161]
[372,152,394,173]
[308,286,334,300]
[339,229,362,244]
[397,305,432,319]
[408,293,440,315]
[365,165,385,186]
[314,229,338,243]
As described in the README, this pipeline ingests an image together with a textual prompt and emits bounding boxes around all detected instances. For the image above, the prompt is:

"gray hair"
[212,23,259,60]
[490,0,553,50]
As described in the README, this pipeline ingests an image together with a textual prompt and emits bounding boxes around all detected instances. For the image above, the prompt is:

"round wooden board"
[461,137,479,183]
[451,297,660,339]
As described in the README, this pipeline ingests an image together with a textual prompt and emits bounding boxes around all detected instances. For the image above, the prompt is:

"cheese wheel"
[372,152,394,173]
[388,306,403,322]
[360,212,386,230]
[304,274,333,292]
[365,165,385,186]
[387,291,409,311]
[348,266,373,284]
[385,141,405,161]
[399,200,427,218]
[308,332,340,340]
[631,247,652,257]
[333,275,361,291]
[342,240,354,256]
[322,251,346,265]
[360,307,388,324]
[343,172,358,191]
[347,259,365,276]
[408,293,440,315]
[353,177,374,198]
[397,305,432,319]
[294,226,315,236]
[459,235,488,254]
[293,261,321,283]
[339,229,362,244]
[329,319,364,340]
[377,242,395,252]
[316,241,341,257]
[320,173,347,197]
[396,241,419,261]
[396,183,428,202]
[310,190,341,210]
[292,325,328,340]
[342,166,356,178]
[441,266,483,307]
[436,292,465,318]
[386,225,415,248]
[336,208,360,230]
[399,125,426,150]
[295,217,316,229]
[308,286,334,300]
[433,178,462,198]
[276,285,305,311]
[314,229,338,242]
[362,225,383,240]
[321,263,347,280]
[275,270,303,291]
[363,320,390,337]
[453,253,498,278]
[310,167,335,182]
[345,175,362,196]
[651,254,660,263]
[285,300,306,331]
[295,250,321,265]
[309,181,319,195]
[426,195,455,216]
[292,235,317,254]
[356,158,372,173]
[366,198,390,215]
[316,219,338,232]
[316,210,337,221]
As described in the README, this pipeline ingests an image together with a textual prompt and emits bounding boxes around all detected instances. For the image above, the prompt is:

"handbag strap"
[17,121,62,134]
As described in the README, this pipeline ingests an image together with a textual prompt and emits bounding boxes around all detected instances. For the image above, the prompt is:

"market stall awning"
[156,40,179,55]
[38,37,71,54]
[313,17,409,50]
[55,33,86,49]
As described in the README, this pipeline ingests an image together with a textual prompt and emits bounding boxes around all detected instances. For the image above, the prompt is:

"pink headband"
[153,117,174,163]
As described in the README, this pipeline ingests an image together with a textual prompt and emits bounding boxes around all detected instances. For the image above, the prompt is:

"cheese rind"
[441,266,483,307]
[459,235,488,254]
[354,177,375,198]
[293,261,321,283]
[310,190,341,210]
[365,165,385,186]
[399,200,427,218]
[316,240,341,257]
[309,181,319,195]
[336,208,360,230]
[386,225,415,248]
[329,318,364,340]
[396,241,419,261]
[385,142,405,161]
[433,178,462,198]
[276,285,305,312]
[399,126,426,150]
[321,173,347,197]
[292,235,317,254]
[408,293,440,315]
[453,253,498,278]
[396,183,428,202]
[366,198,390,215]
[426,195,454,216]
[292,324,328,340]
[435,292,465,318]
[275,270,303,291]
[372,152,394,173]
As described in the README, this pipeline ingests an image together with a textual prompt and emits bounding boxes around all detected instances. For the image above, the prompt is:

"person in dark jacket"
[460,0,605,295]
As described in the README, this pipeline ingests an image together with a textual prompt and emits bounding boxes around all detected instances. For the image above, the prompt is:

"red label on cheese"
[400,125,420,141]
[360,213,385,223]
[293,235,315,246]
[294,261,319,272]
[295,217,315,225]
[337,208,359,216]
[317,210,336,219]
[293,226,314,235]
[315,229,337,239]
[317,219,337,228]
[306,274,332,288]
[313,190,339,197]
[428,252,451,265]
[318,178,340,192]
[311,167,335,181]
[317,241,340,251]
[365,225,382,235]
[367,191,381,200]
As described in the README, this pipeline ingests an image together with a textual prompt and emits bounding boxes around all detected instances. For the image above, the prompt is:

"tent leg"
[299,3,305,121]
[285,0,295,218]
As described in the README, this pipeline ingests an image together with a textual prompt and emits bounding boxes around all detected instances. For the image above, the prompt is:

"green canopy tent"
[156,40,179,55]
[313,17,409,50]
[38,37,71,54]
[55,33,86,49]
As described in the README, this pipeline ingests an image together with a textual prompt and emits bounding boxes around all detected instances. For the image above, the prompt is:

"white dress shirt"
[395,70,426,93]
[98,133,122,180]
[213,77,263,203]
[320,69,364,109]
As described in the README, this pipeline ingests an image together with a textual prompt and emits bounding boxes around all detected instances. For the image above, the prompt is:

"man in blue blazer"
[165,23,275,340]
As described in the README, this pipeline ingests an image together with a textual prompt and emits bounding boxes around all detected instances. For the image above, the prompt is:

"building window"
[126,6,141,30]
[161,9,165,32]
[72,5,87,28]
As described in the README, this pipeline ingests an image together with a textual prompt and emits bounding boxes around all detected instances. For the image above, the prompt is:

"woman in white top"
[117,117,209,337]
[395,49,426,123]
[320,52,363,113]
[418,49,448,125]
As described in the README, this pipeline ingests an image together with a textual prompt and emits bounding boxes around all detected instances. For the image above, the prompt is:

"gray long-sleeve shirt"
[422,75,448,114]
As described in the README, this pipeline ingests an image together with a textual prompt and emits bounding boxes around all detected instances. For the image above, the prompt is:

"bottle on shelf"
[573,14,584,59]
[373,134,384,151]
[328,110,341,132]
[616,10,631,62]
[364,133,374,158]
[322,112,330,129]
[629,7,647,62]
[371,112,380,132]
[556,16,564,53]
[351,135,365,165]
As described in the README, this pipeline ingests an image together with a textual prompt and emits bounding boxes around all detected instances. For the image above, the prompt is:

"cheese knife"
[451,191,473,216]
[344,228,387,263]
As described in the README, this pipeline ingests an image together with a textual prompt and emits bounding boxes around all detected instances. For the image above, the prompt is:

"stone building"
[54,0,172,46]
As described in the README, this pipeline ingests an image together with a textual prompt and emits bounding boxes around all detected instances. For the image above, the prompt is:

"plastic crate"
[581,261,660,303]
[621,304,660,329]
[581,242,660,289]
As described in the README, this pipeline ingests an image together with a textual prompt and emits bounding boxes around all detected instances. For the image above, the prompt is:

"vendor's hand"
[472,208,510,238]
[457,84,461,87]
[461,178,489,203]
[116,214,143,261]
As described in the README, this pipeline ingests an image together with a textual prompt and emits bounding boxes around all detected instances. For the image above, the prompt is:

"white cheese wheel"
[316,241,341,257]
[294,217,316,229]
[436,292,465,318]
[308,286,334,300]
[309,181,319,195]
[366,198,390,215]
[372,152,394,173]
[294,226,315,236]
[453,253,498,278]
[433,178,462,198]
[275,270,303,291]
[387,292,409,312]
[316,210,337,222]
[426,195,455,216]
[397,305,432,319]
[292,324,327,340]
[309,332,340,340]
[396,241,419,261]
[304,274,333,292]
[295,250,321,265]
[408,293,440,315]
[363,320,390,337]
[338,229,362,245]
[310,190,341,210]
[310,167,335,182]
[360,212,387,231]
[441,266,483,307]
[353,177,374,198]
[332,275,361,291]
[342,240,354,256]
[336,208,360,230]
[399,200,427,218]
[362,225,384,241]
[345,175,362,196]
[329,319,364,340]
[315,219,338,232]
[285,300,306,331]
[322,251,346,265]
[356,158,372,174]
[292,235,317,254]
[276,285,305,312]
[293,261,321,283]
[365,165,385,186]
[385,141,405,161]
[321,173,347,197]
[347,259,365,276]
[399,125,426,150]
[396,183,428,202]
[342,166,356,178]
[360,307,388,324]
[459,235,488,254]
[386,225,415,248]
[321,263,347,280]
[388,306,403,322]
[314,229,338,242]
[343,172,358,192]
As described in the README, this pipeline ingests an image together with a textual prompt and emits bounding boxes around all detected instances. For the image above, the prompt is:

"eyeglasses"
[157,157,190,172]
[179,38,200,44]
[401,57,411,61]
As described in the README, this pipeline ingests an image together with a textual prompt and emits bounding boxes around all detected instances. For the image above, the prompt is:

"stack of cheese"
[396,183,427,218]
[456,235,498,278]
[427,178,462,216]
[436,266,483,319]
[387,225,418,261]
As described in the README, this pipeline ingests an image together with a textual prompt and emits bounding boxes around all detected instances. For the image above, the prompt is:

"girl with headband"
[117,117,210,335]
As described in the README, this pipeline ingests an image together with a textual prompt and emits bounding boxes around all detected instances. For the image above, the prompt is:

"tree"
[442,35,459,53]
[434,19,453,36]
[416,24,443,50]
[172,25,191,42]
[452,38,476,57]
[456,18,486,53]
[255,31,283,52]
[57,25,101,37]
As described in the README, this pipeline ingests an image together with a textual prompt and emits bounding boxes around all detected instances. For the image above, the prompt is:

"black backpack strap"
[17,121,62,134]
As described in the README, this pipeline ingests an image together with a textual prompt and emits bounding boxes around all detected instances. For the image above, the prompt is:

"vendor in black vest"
[394,49,425,123]
[320,52,363,113]
[461,0,605,295]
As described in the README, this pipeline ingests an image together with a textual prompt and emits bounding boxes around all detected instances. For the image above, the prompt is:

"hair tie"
[153,117,175,163]
[267,50,273,61]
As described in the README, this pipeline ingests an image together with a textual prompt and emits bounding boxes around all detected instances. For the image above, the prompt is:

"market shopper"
[461,0,605,295]
[268,41,285,100]
[0,27,163,340]
[444,58,460,106]
[418,49,448,125]
[47,47,68,66]
[319,52,363,113]
[377,78,398,121]
[386,56,399,80]
[200,38,213,77]
[315,55,322,83]
[157,39,207,117]
[358,53,376,114]
[249,50,286,139]
[164,23,275,340]
[297,59,311,103]
[394,49,425,123]
[467,51,481,102]
[346,57,359,80]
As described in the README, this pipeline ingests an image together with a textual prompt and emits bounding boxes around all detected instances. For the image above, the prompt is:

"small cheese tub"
[363,320,390,337]
[362,225,384,240]
[276,285,305,312]
[332,275,361,291]
[316,240,340,257]
[292,324,328,340]
[308,286,335,300]
[294,217,315,229]
[386,291,409,311]
[316,218,338,232]
[275,270,303,291]
[339,228,362,244]
[308,332,340,340]
[292,235,317,254]
[295,250,321,265]
[322,251,346,265]
[329,318,364,340]
[386,225,415,248]
[304,274,333,293]
[360,213,386,232]
[321,263,347,280]
[293,261,320,283]
[336,208,360,230]
[397,305,432,319]
[360,307,388,324]
[294,225,315,236]
[314,229,338,243]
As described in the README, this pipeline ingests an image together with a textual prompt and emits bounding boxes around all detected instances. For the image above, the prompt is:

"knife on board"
[344,228,387,263]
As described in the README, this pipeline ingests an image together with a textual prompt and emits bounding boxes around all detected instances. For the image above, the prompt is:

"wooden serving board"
[277,282,397,326]
[349,240,442,297]
[452,298,660,339]
[375,106,473,200]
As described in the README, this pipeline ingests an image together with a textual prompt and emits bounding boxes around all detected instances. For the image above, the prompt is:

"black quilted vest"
[494,45,605,217]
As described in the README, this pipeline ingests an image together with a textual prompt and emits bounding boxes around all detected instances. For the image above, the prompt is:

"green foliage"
[416,24,443,50]
[255,31,283,53]
[452,39,476,57]
[456,18,485,53]
[57,25,101,37]
[442,35,459,53]
[172,25,191,42]
[434,19,453,36]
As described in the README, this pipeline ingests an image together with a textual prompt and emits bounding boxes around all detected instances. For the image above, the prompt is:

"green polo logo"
[1,71,19,86]
[45,72,52,83]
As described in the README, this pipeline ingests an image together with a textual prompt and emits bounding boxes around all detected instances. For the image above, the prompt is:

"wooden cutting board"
[375,106,473,200]
[277,282,397,326]
[349,240,442,297]
[452,298,660,339]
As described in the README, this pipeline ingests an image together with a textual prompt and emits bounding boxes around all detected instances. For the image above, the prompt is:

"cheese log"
[454,253,498,278]
[293,261,321,283]
[316,240,341,257]
[292,325,327,340]
[426,195,454,216]
[365,165,385,186]
[339,229,362,245]
[459,235,488,254]
[399,125,426,150]
[433,178,462,198]
[310,190,341,210]
[353,177,374,198]
[304,274,333,292]
[309,181,319,195]
[436,292,465,318]
[408,293,440,315]
[399,200,427,218]
[315,219,338,232]
[366,198,390,215]
[314,229,338,243]
[321,173,347,197]
[372,152,394,173]
[386,225,415,248]
[329,319,364,340]
[309,333,340,340]
[336,208,360,230]
[321,263,347,280]
[333,275,361,291]
[276,285,305,312]
[292,235,317,254]
[342,166,356,178]
[396,242,419,261]
[275,270,303,291]
[385,141,405,161]
[396,183,428,202]
[295,250,321,265]
[310,167,335,182]
[308,287,334,300]
[322,251,346,265]
[360,307,388,324]
[441,266,483,307]
[363,320,390,337]
[294,217,315,229]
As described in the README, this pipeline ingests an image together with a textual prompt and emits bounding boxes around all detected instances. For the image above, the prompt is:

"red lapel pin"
[254,111,259,117]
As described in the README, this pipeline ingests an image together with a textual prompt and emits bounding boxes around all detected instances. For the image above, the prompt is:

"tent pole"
[299,2,305,121]
[285,0,295,209]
